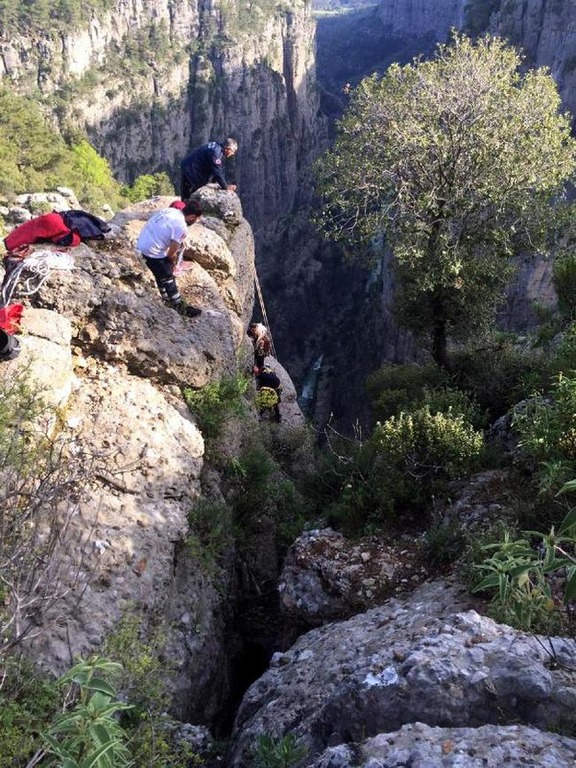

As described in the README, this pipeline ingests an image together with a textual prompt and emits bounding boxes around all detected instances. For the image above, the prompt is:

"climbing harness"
[253,268,277,359]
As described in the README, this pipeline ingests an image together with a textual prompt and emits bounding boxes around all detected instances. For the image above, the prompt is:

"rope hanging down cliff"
[253,269,277,359]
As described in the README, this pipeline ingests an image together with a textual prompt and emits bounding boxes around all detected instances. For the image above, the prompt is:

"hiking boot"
[170,300,202,318]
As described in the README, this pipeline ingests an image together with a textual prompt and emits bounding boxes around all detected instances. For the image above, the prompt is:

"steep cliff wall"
[491,0,576,123]
[374,0,576,124]
[0,0,325,237]
[379,0,466,40]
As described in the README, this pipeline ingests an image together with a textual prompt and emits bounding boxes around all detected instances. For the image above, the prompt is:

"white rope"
[1,251,73,307]
[254,269,277,359]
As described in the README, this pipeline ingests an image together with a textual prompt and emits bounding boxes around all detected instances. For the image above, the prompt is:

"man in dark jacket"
[180,138,238,199]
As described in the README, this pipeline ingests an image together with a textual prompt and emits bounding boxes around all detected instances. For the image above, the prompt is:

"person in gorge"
[247,322,272,370]
[180,138,238,199]
[255,364,282,423]
[136,199,203,318]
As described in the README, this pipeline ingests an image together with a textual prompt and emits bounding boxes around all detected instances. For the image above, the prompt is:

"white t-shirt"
[136,208,188,259]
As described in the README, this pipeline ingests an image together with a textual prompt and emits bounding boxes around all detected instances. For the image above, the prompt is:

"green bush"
[228,443,307,553]
[0,658,60,767]
[102,613,172,718]
[552,252,576,322]
[366,363,450,422]
[187,498,235,571]
[324,406,484,534]
[471,497,576,635]
[183,373,249,443]
[0,88,125,209]
[372,406,484,480]
[122,172,175,203]
[548,321,576,376]
[42,658,132,768]
[450,338,547,418]
[252,732,308,768]
[512,373,576,495]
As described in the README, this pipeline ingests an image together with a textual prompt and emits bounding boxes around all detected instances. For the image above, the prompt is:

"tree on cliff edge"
[315,34,576,370]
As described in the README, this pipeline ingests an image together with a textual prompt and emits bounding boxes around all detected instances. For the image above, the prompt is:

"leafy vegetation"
[472,500,576,634]
[315,33,576,370]
[0,88,124,209]
[252,732,308,768]
[121,173,174,203]
[0,0,116,36]
[0,658,60,768]
[183,373,250,444]
[42,658,133,768]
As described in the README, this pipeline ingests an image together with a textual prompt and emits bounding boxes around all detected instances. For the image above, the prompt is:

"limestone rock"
[228,579,576,766]
[0,193,302,726]
[311,723,576,767]
[279,528,415,624]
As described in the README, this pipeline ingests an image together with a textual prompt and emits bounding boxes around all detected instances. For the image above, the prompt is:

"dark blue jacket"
[180,141,228,189]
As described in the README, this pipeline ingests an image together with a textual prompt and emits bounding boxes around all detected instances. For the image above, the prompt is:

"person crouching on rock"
[136,200,202,318]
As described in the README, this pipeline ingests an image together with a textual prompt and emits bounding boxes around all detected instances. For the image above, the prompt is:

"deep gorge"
[3,1,576,764]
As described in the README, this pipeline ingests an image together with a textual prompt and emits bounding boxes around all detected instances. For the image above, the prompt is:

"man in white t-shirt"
[137,200,202,318]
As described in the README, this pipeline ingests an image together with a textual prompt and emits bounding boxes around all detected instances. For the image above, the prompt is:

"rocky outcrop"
[0,1,326,238]
[0,191,302,725]
[311,723,576,767]
[279,528,426,625]
[228,578,576,766]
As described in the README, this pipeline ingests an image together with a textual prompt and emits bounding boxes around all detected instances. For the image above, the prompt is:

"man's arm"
[166,240,181,264]
[210,149,228,189]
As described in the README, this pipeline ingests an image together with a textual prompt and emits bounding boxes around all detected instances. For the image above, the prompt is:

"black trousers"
[180,168,204,200]
[144,256,181,303]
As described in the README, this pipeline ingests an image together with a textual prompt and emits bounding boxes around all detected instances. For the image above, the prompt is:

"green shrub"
[552,251,576,322]
[42,658,132,768]
[372,406,483,479]
[102,613,172,717]
[102,615,203,766]
[0,88,125,209]
[187,498,235,571]
[183,373,249,443]
[512,373,576,495]
[548,321,576,375]
[122,172,175,203]
[423,518,466,569]
[450,338,547,418]
[228,443,307,552]
[0,658,60,767]
[473,532,562,633]
[252,732,308,768]
[324,406,483,534]
[366,363,450,422]
[471,497,576,635]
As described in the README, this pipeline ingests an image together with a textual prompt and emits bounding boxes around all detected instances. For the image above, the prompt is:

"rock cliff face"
[376,0,576,125]
[0,190,303,728]
[0,0,325,238]
[491,0,576,123]
[379,0,466,40]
